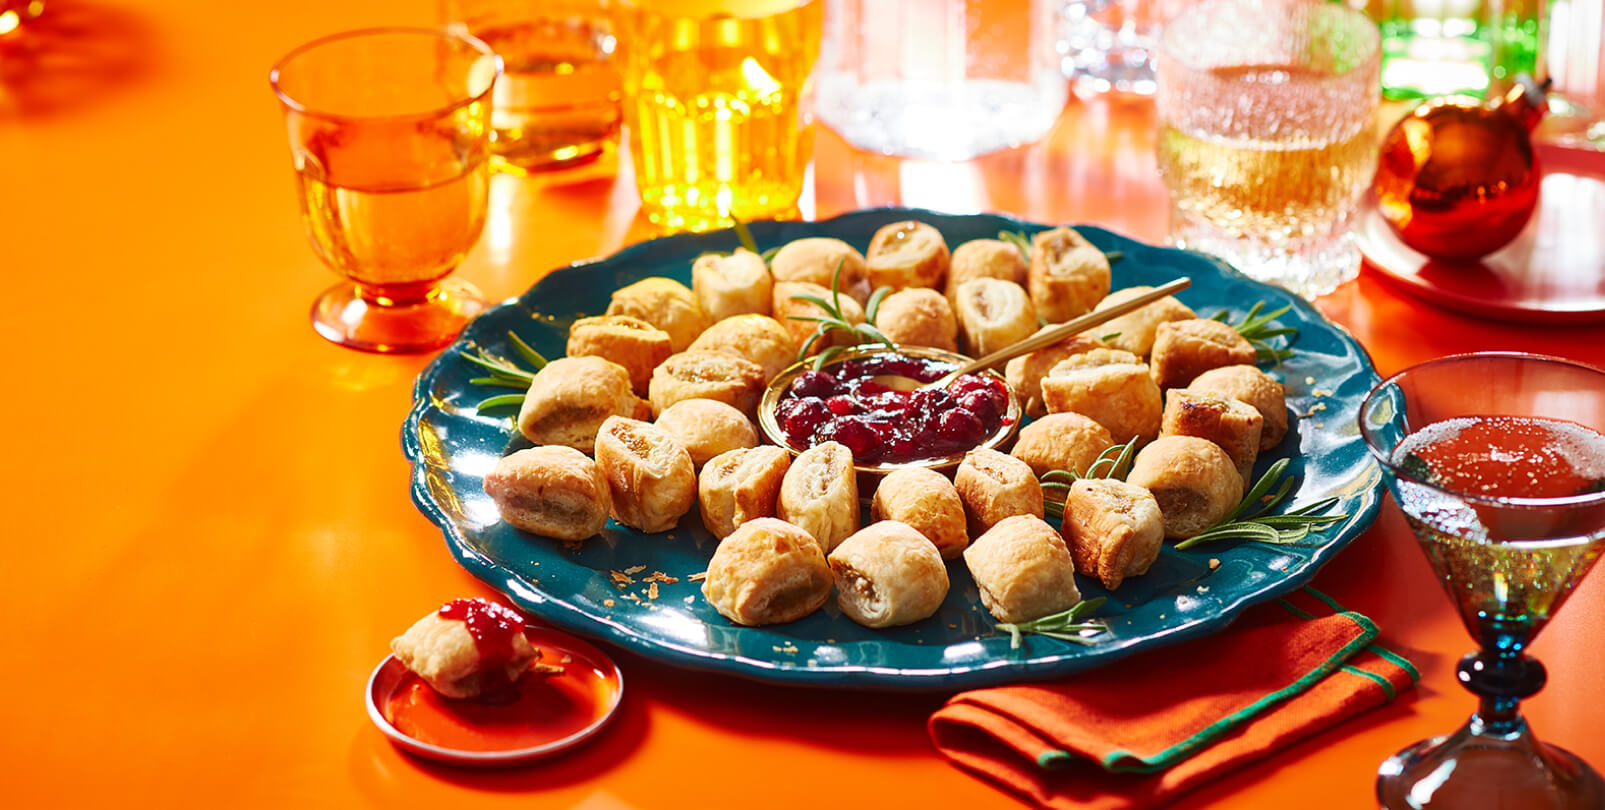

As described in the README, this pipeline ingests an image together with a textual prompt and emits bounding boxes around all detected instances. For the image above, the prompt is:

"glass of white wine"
[1360,353,1605,809]
[1155,0,1380,300]
[270,28,501,353]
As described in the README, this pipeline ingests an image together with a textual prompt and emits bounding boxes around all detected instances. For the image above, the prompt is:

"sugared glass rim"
[269,26,502,124]
[1358,351,1605,509]
[757,344,1022,476]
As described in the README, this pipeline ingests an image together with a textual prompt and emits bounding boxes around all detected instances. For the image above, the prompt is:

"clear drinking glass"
[1359,352,1605,810]
[270,28,500,353]
[442,0,623,172]
[816,0,1068,160]
[1155,0,1380,299]
[1057,0,1190,97]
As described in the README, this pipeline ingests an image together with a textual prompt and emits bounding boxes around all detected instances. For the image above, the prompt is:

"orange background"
[3,1,1603,808]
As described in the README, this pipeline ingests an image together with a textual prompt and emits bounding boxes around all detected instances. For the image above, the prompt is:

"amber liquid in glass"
[294,130,490,299]
[617,0,822,232]
[473,17,622,170]
[1391,416,1605,638]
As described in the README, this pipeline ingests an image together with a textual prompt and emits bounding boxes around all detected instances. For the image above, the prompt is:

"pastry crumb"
[687,571,708,582]
[624,564,647,575]
[772,642,799,654]
[1209,558,1221,570]
[1305,376,1316,385]
[647,582,660,601]
[603,598,615,607]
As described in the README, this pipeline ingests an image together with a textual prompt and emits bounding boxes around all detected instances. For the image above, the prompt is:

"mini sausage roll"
[566,315,674,397]
[1161,389,1264,485]
[1150,318,1257,389]
[946,238,1027,303]
[605,277,708,352]
[517,356,645,453]
[776,441,860,552]
[955,278,1038,358]
[866,220,950,290]
[593,416,697,533]
[1040,348,1164,446]
[1187,365,1289,450]
[1028,226,1111,323]
[648,350,767,419]
[1126,435,1244,539]
[484,446,612,542]
[697,445,790,539]
[692,248,772,322]
[872,288,958,352]
[688,314,798,384]
[1091,286,1197,358]
[954,448,1044,539]
[964,515,1081,624]
[391,601,538,699]
[654,398,759,470]
[1009,412,1116,479]
[702,517,833,626]
[770,237,872,305]
[829,521,949,628]
[1004,331,1110,418]
[773,281,866,355]
[870,467,969,559]
[1062,478,1165,590]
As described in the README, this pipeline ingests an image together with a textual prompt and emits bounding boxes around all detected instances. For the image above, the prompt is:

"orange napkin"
[928,588,1418,810]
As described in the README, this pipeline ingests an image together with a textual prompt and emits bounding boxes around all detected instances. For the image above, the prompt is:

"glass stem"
[1459,620,1547,739]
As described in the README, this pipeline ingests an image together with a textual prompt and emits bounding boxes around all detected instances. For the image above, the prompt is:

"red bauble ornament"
[1374,79,1548,261]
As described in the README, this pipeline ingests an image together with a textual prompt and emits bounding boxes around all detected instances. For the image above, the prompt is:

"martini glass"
[271,28,501,353]
[1359,352,1605,809]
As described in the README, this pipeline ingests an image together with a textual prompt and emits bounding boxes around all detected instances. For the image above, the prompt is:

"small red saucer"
[365,626,623,766]
[1357,143,1605,325]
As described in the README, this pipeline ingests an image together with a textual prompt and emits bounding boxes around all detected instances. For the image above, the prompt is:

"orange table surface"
[4,1,1604,808]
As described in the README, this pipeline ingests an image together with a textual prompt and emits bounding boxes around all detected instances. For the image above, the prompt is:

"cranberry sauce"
[774,353,1013,465]
[438,598,527,670]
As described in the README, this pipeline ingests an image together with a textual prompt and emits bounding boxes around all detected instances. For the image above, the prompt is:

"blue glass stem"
[1459,620,1547,737]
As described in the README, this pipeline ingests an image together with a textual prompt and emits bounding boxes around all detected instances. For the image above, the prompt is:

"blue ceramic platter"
[404,208,1383,690]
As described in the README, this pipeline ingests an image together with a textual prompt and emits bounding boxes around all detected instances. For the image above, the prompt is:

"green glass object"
[1361,0,1542,100]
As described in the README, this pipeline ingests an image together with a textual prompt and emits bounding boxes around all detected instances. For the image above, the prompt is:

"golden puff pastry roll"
[1061,478,1165,590]
[517,356,646,454]
[770,237,872,305]
[566,315,673,397]
[1009,412,1116,479]
[867,220,950,290]
[484,446,612,542]
[872,288,958,352]
[1039,348,1163,446]
[954,448,1044,539]
[688,314,798,383]
[777,441,860,552]
[702,517,833,626]
[870,467,969,559]
[1160,389,1264,486]
[1150,318,1257,389]
[594,416,697,533]
[946,238,1027,303]
[1126,435,1243,539]
[1004,331,1110,418]
[698,445,791,539]
[829,521,950,628]
[954,278,1038,358]
[964,515,1081,624]
[391,601,539,699]
[605,277,708,352]
[1092,286,1197,358]
[1028,226,1111,323]
[648,350,767,419]
[1187,365,1289,450]
[654,398,759,470]
[692,248,772,322]
[773,281,867,355]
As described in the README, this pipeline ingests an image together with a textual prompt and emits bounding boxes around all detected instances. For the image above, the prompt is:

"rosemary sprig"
[1173,458,1348,550]
[790,258,895,370]
[461,332,548,411]
[996,597,1109,649]
[1211,300,1297,364]
[1042,438,1139,520]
